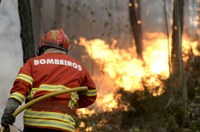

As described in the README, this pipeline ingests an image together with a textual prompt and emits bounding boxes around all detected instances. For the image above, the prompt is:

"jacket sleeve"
[78,70,97,108]
[9,60,33,104]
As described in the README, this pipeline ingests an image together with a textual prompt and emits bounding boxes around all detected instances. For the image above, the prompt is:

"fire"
[76,32,199,112]
[182,37,200,61]
[97,93,118,110]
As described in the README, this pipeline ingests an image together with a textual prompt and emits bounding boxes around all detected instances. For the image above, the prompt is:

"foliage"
[77,88,192,132]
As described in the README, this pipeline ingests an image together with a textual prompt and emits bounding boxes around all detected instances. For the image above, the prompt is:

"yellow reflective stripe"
[24,110,75,125]
[9,92,25,103]
[81,89,97,96]
[16,74,33,85]
[24,118,75,132]
[27,84,71,100]
[24,110,75,132]
[68,92,79,108]
[38,84,70,92]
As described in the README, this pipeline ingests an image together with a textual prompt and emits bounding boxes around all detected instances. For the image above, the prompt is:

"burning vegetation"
[74,32,200,131]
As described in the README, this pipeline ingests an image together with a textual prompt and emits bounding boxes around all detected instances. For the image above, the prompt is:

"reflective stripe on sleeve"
[16,74,33,85]
[24,109,75,132]
[9,92,25,103]
[81,89,97,96]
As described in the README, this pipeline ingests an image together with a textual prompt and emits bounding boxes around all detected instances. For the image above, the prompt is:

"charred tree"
[18,0,35,63]
[129,0,143,59]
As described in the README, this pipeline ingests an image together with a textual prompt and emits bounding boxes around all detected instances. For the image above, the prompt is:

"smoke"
[0,0,23,129]
[141,0,171,33]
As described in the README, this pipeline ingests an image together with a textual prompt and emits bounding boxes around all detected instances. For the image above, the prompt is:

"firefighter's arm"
[78,88,97,108]
[10,59,33,103]
[1,60,33,127]
[78,71,97,108]
[1,76,31,127]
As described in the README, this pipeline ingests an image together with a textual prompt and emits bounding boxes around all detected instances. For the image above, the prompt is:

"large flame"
[76,32,199,112]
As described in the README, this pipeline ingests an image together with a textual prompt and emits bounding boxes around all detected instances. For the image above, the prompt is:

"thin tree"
[129,0,143,60]
[170,0,187,104]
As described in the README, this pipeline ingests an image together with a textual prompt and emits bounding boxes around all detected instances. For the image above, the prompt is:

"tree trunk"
[171,0,184,75]
[18,0,35,63]
[129,0,143,59]
[170,0,186,101]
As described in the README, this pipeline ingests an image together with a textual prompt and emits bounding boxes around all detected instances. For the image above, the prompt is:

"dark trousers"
[23,127,66,132]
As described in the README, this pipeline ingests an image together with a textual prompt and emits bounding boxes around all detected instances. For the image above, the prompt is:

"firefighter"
[1,29,97,132]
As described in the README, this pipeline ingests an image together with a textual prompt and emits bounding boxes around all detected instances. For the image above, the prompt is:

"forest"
[1,0,200,131]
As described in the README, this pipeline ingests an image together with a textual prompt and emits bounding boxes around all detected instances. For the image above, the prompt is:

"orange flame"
[77,32,199,112]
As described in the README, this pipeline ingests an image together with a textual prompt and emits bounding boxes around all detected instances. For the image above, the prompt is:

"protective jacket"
[9,53,97,132]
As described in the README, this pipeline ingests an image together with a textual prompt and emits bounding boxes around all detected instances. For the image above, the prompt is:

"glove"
[1,98,20,128]
[1,113,15,127]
